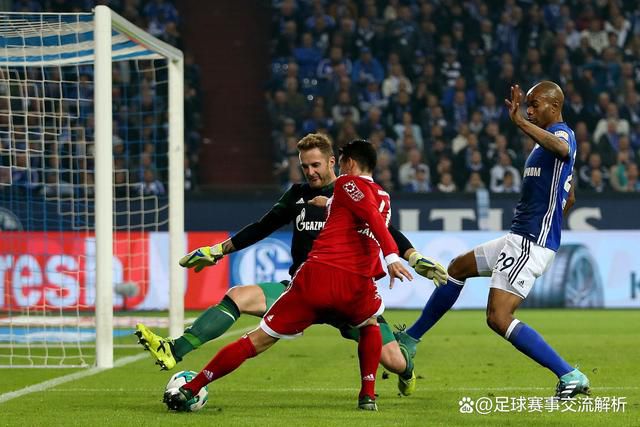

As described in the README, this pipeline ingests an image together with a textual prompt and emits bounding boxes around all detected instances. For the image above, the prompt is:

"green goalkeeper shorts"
[258,280,289,312]
[338,315,396,346]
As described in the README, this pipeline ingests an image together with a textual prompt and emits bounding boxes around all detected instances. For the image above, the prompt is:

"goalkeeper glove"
[408,252,447,287]
[179,243,224,273]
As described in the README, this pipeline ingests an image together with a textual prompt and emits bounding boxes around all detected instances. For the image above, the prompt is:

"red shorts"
[260,261,384,339]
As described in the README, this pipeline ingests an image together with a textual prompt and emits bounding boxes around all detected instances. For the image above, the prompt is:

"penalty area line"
[0,325,253,405]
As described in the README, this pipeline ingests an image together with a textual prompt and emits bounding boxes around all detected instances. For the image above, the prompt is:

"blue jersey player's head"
[524,81,565,129]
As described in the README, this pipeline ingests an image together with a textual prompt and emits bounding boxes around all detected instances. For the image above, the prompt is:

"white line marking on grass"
[0,359,136,404]
[422,386,640,392]
[0,325,253,405]
[43,386,640,393]
[215,386,638,392]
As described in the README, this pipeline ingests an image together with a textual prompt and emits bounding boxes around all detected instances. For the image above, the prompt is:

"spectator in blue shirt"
[358,77,387,112]
[316,46,352,81]
[305,4,335,32]
[351,47,384,86]
[302,104,334,135]
[294,33,323,78]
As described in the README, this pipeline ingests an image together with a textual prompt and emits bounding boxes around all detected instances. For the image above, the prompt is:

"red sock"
[183,335,257,396]
[357,324,382,399]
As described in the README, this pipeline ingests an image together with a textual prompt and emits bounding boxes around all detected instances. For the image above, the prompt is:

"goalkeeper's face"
[299,148,336,188]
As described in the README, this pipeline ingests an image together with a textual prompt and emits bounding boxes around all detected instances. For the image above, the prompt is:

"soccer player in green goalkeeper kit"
[136,133,446,397]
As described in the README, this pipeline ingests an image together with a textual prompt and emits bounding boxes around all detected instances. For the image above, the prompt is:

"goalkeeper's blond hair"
[297,133,334,159]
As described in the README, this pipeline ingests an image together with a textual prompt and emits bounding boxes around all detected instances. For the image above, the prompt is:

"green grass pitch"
[1,309,638,426]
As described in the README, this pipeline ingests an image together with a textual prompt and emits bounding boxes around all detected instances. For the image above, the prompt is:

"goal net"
[0,7,184,368]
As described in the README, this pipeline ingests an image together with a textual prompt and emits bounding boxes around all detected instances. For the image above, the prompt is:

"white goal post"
[94,5,184,369]
[0,6,185,368]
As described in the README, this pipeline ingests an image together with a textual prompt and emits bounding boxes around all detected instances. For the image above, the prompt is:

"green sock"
[172,295,241,360]
[399,344,414,380]
[379,321,412,378]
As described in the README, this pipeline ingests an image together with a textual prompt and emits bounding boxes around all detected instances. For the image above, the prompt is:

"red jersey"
[307,175,399,280]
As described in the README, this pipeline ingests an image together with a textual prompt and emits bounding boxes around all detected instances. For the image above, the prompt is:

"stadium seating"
[267,0,640,194]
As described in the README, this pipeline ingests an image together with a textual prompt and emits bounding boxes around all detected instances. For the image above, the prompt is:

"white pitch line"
[37,386,640,393]
[415,386,640,392]
[0,325,253,405]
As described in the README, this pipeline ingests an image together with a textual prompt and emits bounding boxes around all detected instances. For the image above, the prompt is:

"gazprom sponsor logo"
[523,167,541,178]
[231,238,292,284]
[295,207,325,231]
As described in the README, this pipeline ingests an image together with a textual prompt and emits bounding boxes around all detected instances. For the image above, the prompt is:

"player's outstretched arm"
[388,225,447,287]
[180,186,299,272]
[407,250,447,287]
[229,186,298,250]
[179,242,226,272]
[505,84,569,159]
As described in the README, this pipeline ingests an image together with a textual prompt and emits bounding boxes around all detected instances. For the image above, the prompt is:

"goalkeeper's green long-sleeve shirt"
[230,182,413,277]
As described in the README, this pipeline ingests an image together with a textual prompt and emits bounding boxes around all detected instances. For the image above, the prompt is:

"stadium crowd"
[3,0,201,194]
[267,0,640,194]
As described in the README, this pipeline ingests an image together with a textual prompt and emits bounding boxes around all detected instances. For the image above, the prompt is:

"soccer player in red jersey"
[163,140,413,411]
[137,133,446,397]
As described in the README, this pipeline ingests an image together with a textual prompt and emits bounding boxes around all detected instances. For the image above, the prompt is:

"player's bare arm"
[563,180,575,217]
[505,84,570,159]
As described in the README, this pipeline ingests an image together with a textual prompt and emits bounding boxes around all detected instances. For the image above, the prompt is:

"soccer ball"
[165,370,208,412]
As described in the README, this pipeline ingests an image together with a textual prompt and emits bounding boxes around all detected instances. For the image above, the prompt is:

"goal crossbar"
[0,9,182,66]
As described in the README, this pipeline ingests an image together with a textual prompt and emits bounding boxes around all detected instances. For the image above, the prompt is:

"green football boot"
[555,368,591,399]
[135,323,177,370]
[398,369,416,396]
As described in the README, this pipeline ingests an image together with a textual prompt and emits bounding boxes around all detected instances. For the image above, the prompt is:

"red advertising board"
[0,231,148,310]
[0,232,229,311]
[183,232,231,310]
[0,231,231,311]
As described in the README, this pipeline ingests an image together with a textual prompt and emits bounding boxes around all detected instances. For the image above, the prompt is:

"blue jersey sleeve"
[549,123,576,162]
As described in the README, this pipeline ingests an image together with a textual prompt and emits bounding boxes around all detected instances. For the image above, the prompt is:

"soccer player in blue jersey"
[395,81,590,399]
